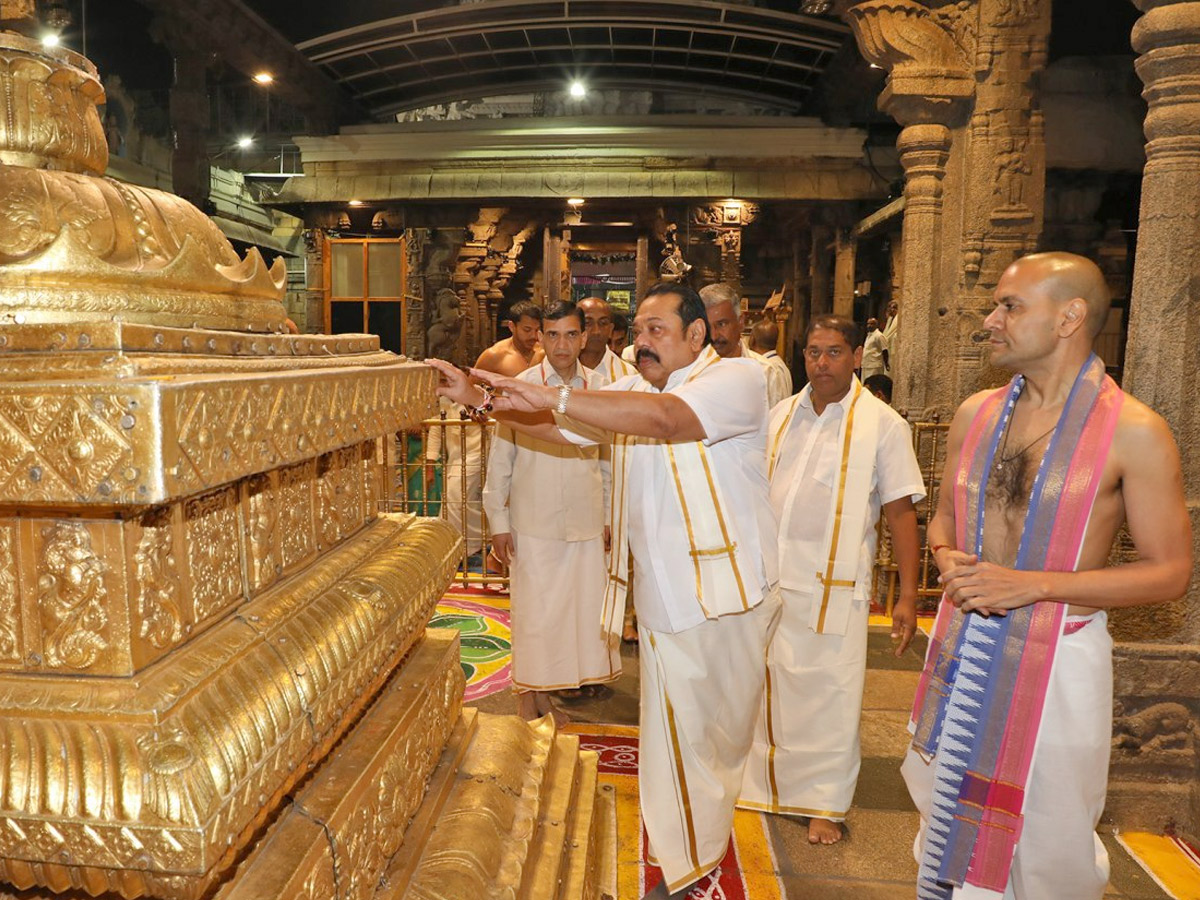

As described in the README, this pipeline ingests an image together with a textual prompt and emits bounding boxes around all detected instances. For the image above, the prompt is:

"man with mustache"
[699,282,790,408]
[429,282,780,899]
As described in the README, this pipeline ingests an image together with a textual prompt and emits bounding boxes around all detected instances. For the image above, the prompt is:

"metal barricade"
[871,420,950,616]
[392,415,509,587]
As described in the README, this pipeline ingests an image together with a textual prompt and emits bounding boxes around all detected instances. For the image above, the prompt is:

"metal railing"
[391,416,508,587]
[871,420,950,616]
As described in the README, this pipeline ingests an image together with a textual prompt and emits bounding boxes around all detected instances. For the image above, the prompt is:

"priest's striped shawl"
[910,354,1122,898]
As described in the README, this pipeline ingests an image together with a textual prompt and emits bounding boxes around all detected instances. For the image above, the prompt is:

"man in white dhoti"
[909,252,1190,899]
[483,301,619,723]
[738,313,925,845]
[699,282,790,408]
[429,282,781,899]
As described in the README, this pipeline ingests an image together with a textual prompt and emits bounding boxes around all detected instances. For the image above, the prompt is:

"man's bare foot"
[533,691,571,726]
[623,624,639,643]
[807,817,845,845]
[516,691,539,720]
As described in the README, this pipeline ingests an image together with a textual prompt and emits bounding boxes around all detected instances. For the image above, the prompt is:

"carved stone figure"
[1114,702,1195,754]
[427,287,464,359]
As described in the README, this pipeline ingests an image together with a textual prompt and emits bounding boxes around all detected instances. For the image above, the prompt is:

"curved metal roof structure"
[292,0,850,119]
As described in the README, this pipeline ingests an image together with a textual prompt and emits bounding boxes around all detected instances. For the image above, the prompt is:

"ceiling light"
[253,72,274,85]
[569,80,586,99]
[236,136,254,149]
[869,63,883,70]
[40,33,60,48]
[348,199,364,207]
[567,198,585,207]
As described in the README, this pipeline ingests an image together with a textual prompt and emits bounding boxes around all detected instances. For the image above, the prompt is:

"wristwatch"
[554,383,572,415]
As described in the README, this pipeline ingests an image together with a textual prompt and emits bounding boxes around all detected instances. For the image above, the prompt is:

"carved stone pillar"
[846,0,972,419]
[953,0,1050,401]
[809,222,833,316]
[635,234,651,303]
[846,0,1048,419]
[894,124,951,419]
[1109,0,1200,834]
[832,229,857,318]
[542,226,565,305]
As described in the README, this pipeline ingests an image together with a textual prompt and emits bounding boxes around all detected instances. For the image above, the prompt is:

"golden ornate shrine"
[0,14,611,900]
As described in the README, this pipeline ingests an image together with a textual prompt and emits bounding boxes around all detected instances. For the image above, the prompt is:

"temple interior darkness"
[0,0,1198,898]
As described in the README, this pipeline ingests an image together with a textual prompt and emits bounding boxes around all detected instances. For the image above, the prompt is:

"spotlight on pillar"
[40,33,60,48]
[569,80,586,99]
[236,136,254,149]
[253,72,274,85]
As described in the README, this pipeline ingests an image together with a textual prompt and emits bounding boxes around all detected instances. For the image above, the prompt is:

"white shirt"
[862,329,888,377]
[562,353,778,633]
[771,383,925,597]
[621,343,637,364]
[483,360,609,541]
[759,349,794,406]
[598,345,637,383]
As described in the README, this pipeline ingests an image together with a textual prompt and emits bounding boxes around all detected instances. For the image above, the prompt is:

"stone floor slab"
[860,709,916,759]
[862,669,921,712]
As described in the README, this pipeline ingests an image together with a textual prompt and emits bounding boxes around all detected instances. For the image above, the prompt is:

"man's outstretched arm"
[426,359,707,443]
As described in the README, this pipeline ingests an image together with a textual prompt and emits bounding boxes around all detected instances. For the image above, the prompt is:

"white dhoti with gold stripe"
[639,591,782,893]
[739,586,868,821]
[509,531,620,691]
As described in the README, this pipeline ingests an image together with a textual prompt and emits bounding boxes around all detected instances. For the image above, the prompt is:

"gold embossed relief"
[361,439,382,522]
[0,523,20,662]
[244,472,280,592]
[134,505,184,653]
[0,390,142,504]
[315,447,364,551]
[278,461,315,570]
[184,487,245,623]
[36,521,109,670]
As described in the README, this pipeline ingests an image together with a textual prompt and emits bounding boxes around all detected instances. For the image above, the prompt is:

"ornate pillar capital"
[898,123,952,212]
[1132,1,1200,173]
[844,0,975,126]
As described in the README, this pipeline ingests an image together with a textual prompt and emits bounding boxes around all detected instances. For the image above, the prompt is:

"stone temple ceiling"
[242,0,851,118]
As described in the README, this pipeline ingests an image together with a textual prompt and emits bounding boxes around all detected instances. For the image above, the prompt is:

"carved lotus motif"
[845,0,971,75]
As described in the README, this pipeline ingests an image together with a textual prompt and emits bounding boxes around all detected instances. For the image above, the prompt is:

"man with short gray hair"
[700,283,790,408]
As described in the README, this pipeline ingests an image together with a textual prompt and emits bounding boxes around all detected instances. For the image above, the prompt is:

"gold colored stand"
[0,17,612,900]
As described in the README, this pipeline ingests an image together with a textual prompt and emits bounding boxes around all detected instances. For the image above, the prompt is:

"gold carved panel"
[184,487,246,625]
[0,523,20,662]
[31,518,126,673]
[244,473,279,593]
[278,460,316,571]
[132,505,185,661]
[0,358,435,508]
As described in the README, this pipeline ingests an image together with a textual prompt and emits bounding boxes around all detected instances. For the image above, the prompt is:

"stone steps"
[394,715,611,900]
